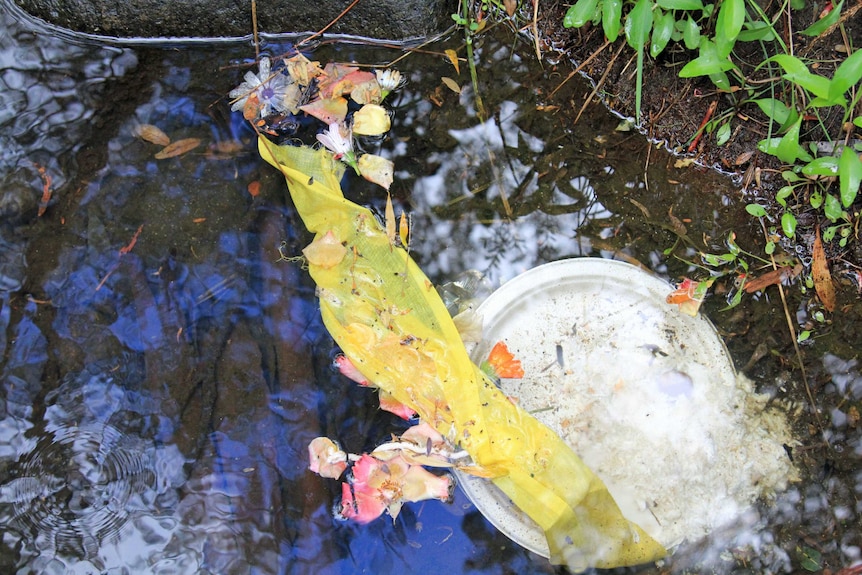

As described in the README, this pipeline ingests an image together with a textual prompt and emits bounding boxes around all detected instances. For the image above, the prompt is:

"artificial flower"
[481,341,524,379]
[308,437,348,479]
[334,354,369,386]
[375,68,405,99]
[338,452,451,523]
[316,122,359,173]
[378,390,416,420]
[352,104,391,136]
[666,277,713,317]
[229,56,294,118]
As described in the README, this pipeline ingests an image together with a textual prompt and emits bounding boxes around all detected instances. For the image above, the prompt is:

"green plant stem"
[462,0,486,120]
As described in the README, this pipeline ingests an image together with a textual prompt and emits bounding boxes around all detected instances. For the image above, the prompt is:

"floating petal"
[302,230,347,269]
[352,104,391,136]
[357,154,394,190]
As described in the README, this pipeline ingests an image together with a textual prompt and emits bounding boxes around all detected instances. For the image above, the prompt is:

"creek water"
[0,2,859,574]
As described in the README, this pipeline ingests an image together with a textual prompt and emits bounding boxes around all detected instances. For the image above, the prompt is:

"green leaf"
[753,98,791,126]
[839,145,862,207]
[855,116,862,129]
[746,203,768,217]
[657,0,704,9]
[797,330,811,343]
[770,54,832,100]
[800,0,843,37]
[757,117,812,164]
[651,9,675,57]
[625,0,654,51]
[797,546,822,571]
[737,20,775,42]
[679,38,735,77]
[715,121,731,145]
[781,211,797,237]
[564,0,600,28]
[602,0,623,41]
[828,47,862,105]
[810,190,823,209]
[822,225,838,242]
[765,240,775,254]
[682,16,700,49]
[802,156,839,177]
[776,185,794,206]
[714,0,744,58]
[823,193,843,221]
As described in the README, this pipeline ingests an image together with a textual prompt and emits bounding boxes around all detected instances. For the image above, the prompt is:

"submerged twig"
[573,41,625,127]
[757,219,827,443]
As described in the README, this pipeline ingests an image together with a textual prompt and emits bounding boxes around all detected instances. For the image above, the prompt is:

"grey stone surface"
[13,0,455,40]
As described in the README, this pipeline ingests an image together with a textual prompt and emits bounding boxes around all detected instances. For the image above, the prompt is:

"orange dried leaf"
[247,181,261,197]
[193,217,206,223]
[317,63,360,99]
[812,227,836,312]
[299,97,348,125]
[743,264,802,293]
[135,124,171,146]
[154,138,201,159]
[485,341,524,379]
[444,49,460,75]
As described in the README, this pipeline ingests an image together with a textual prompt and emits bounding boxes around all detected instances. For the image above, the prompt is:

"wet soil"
[536,0,862,175]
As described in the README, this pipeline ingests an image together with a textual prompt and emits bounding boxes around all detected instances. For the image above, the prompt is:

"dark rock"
[13,0,455,40]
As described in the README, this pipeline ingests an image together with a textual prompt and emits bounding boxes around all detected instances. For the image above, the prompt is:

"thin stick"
[548,38,610,98]
[297,0,362,47]
[757,218,827,442]
[252,0,260,58]
[532,0,541,63]
[573,41,627,126]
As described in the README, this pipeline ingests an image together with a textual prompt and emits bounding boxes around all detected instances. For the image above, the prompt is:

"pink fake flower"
[334,354,369,386]
[308,437,348,479]
[378,390,416,420]
[338,452,452,523]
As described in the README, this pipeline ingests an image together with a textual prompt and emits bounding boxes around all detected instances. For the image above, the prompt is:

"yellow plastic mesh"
[259,138,667,571]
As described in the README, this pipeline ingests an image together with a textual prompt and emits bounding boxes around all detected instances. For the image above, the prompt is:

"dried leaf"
[743,264,802,293]
[135,124,171,146]
[327,70,376,99]
[441,76,461,94]
[302,230,347,269]
[812,227,836,312]
[317,63,360,98]
[385,192,396,245]
[444,49,460,74]
[299,97,348,125]
[350,78,382,105]
[358,153,394,191]
[154,138,201,159]
[503,0,517,15]
[247,181,261,197]
[284,53,323,85]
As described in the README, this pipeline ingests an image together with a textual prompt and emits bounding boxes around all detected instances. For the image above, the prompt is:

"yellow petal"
[302,230,347,268]
[352,104,391,136]
[357,154,394,190]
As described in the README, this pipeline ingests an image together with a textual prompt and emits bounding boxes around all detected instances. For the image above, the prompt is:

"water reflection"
[0,1,860,573]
